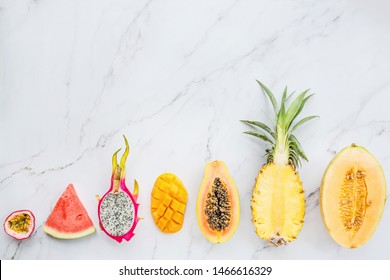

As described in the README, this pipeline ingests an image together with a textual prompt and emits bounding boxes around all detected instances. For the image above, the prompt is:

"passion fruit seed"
[205,177,231,231]
[8,213,31,233]
[99,192,135,236]
[339,169,368,232]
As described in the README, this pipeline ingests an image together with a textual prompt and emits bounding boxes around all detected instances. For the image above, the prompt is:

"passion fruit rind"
[3,209,35,240]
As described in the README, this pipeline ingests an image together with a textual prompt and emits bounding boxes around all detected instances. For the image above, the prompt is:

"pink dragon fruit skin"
[97,135,140,243]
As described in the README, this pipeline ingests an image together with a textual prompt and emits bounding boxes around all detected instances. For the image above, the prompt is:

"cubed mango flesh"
[151,173,188,233]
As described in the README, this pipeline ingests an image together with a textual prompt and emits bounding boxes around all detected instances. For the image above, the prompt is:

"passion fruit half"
[4,210,35,240]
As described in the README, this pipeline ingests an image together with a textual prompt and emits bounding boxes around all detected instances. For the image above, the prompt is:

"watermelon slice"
[43,184,96,239]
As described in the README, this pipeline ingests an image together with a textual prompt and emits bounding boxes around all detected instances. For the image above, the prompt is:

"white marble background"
[1,0,389,259]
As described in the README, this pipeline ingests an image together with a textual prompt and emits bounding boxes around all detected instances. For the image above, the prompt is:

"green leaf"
[289,148,298,159]
[240,120,275,139]
[291,115,319,132]
[279,86,288,123]
[293,93,314,123]
[289,134,308,161]
[284,91,307,129]
[285,89,312,130]
[257,80,278,115]
[286,91,295,103]
[244,131,274,144]
[289,146,302,167]
[288,153,299,169]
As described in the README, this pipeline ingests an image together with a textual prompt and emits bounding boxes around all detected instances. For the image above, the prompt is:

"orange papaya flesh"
[196,160,240,243]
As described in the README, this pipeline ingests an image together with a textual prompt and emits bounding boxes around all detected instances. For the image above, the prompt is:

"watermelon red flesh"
[43,184,95,239]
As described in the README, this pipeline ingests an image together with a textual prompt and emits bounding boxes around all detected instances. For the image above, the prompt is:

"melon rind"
[43,225,95,239]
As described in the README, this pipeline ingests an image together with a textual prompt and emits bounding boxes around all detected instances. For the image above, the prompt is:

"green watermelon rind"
[43,225,96,239]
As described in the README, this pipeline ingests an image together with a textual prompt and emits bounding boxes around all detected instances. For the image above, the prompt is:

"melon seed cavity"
[339,169,368,232]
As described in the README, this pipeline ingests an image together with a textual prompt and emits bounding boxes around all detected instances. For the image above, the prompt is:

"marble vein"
[151,239,157,260]
[186,224,196,260]
[305,187,320,212]
[80,0,154,142]
[205,103,217,161]
[251,242,272,259]
[11,241,22,260]
[0,150,44,169]
[82,76,204,150]
[326,82,390,151]
[182,0,239,61]
[0,137,106,188]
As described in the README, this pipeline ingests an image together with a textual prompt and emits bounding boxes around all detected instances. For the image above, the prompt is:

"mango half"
[151,173,187,233]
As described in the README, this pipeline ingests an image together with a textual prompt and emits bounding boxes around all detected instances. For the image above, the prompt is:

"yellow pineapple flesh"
[252,165,304,245]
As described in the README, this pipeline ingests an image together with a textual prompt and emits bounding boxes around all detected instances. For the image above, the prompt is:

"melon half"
[44,184,96,239]
[320,144,387,248]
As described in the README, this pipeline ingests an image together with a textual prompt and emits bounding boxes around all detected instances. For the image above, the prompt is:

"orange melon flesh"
[320,144,386,248]
[196,161,240,243]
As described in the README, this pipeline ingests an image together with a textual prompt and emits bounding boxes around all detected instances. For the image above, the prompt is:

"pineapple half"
[242,81,317,246]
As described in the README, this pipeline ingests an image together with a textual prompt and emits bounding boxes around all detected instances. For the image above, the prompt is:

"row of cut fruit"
[4,81,387,249]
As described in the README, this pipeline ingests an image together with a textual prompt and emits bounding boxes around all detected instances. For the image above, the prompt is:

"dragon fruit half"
[97,135,140,243]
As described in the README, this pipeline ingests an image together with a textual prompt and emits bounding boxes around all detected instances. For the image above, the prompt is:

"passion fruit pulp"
[4,210,35,240]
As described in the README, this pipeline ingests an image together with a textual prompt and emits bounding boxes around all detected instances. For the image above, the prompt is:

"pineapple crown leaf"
[284,89,310,130]
[242,80,318,168]
[285,90,296,103]
[291,115,319,132]
[289,134,308,162]
[240,120,276,139]
[256,80,277,115]
[243,131,274,144]
[279,86,288,118]
[256,82,315,135]
[288,149,300,169]
[290,93,315,128]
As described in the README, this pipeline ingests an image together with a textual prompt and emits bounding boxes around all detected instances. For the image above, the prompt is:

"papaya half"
[320,144,387,248]
[196,160,240,243]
